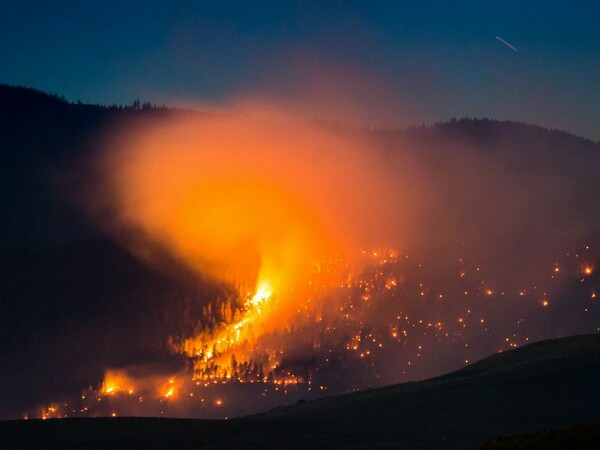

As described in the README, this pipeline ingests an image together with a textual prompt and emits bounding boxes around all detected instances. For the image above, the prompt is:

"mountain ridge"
[2,83,599,146]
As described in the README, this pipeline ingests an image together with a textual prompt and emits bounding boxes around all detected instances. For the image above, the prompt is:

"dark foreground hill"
[480,423,600,449]
[1,333,599,449]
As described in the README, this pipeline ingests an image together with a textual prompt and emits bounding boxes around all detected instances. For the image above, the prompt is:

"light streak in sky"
[496,35,518,52]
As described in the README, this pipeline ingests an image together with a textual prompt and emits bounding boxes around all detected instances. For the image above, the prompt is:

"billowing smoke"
[94,96,600,290]
[92,98,417,314]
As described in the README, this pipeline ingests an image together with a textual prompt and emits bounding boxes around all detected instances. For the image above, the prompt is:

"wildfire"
[100,370,136,396]
[36,244,599,420]
[41,405,58,420]
[176,277,277,370]
[26,88,590,422]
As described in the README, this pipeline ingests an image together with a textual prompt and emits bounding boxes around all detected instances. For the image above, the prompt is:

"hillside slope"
[1,333,599,449]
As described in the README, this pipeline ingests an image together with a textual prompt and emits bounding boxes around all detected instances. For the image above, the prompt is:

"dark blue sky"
[1,0,599,139]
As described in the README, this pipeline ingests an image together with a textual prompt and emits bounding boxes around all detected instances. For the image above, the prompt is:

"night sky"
[1,0,599,139]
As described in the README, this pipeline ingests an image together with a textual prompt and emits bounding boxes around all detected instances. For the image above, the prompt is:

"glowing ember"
[100,371,136,396]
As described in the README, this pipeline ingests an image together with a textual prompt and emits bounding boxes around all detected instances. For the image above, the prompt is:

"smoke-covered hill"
[1,84,599,420]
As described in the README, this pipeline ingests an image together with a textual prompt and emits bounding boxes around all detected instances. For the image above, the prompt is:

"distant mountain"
[2,83,599,256]
[1,333,599,449]
[0,84,171,255]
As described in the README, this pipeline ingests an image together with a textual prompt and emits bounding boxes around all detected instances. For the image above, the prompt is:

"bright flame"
[160,378,178,399]
[100,370,136,396]
[250,280,272,310]
[179,278,277,373]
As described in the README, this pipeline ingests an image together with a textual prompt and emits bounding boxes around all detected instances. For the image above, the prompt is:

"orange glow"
[385,278,397,289]
[583,266,593,276]
[160,378,179,399]
[40,405,59,420]
[101,370,136,396]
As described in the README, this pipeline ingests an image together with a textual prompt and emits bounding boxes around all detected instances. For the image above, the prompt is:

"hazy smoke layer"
[94,98,600,290]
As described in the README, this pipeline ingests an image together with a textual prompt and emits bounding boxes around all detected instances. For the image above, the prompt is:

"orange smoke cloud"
[94,99,410,316]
